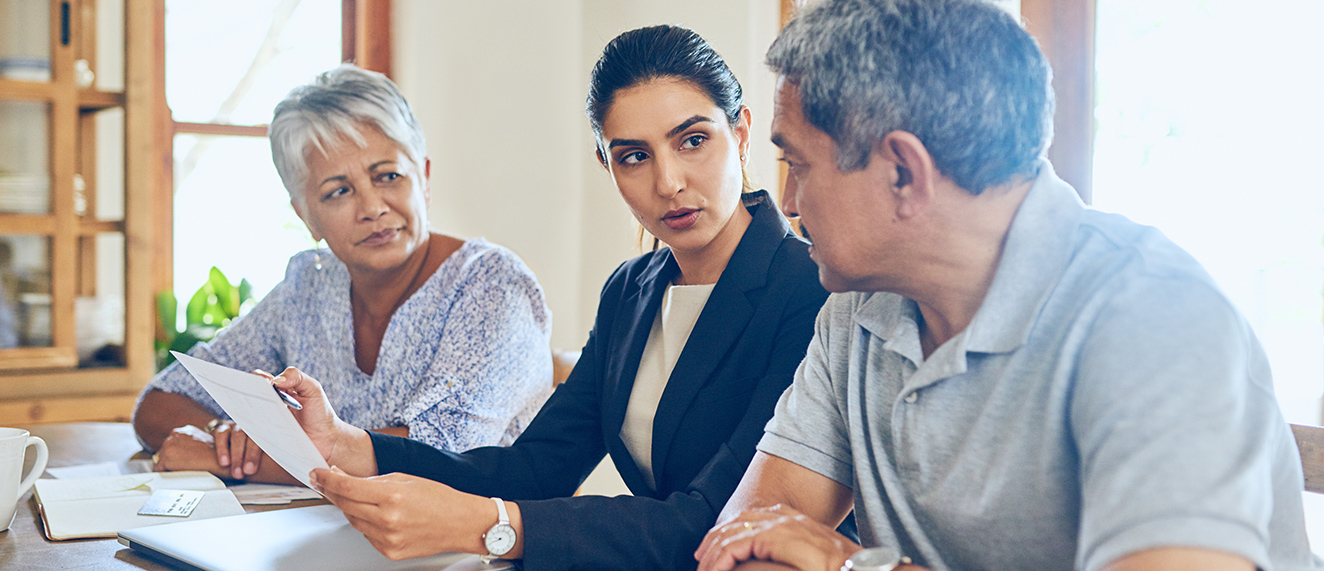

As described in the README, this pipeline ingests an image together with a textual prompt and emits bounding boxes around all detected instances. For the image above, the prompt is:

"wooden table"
[0,422,328,570]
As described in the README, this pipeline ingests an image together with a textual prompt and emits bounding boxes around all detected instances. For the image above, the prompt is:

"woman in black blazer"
[276,26,831,570]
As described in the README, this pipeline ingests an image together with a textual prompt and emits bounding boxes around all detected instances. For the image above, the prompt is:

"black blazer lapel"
[647,195,791,486]
[602,249,676,491]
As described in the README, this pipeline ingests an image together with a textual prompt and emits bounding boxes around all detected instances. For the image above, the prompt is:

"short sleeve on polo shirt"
[1071,274,1285,571]
[759,301,855,487]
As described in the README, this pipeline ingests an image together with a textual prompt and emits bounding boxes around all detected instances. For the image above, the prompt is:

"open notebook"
[117,504,510,571]
[33,471,244,540]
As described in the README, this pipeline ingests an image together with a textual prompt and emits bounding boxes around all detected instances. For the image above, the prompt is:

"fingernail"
[219,455,228,466]
[309,472,320,489]
[244,462,256,474]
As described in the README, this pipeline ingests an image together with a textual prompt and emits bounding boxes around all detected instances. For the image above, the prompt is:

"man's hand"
[309,467,504,560]
[696,504,862,571]
[153,425,225,476]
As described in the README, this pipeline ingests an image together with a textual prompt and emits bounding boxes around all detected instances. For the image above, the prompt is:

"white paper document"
[229,483,324,505]
[172,352,330,488]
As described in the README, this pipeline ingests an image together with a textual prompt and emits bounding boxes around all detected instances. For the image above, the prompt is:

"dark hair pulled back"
[586,25,744,160]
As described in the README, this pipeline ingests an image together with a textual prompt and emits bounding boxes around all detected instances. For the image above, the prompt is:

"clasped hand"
[695,504,863,571]
[153,420,264,480]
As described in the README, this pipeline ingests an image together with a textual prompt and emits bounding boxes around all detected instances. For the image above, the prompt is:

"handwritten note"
[172,352,329,489]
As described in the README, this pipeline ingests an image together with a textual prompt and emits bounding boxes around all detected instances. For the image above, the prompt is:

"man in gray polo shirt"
[695,0,1320,570]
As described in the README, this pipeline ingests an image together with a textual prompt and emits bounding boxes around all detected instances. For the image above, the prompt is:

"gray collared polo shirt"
[760,162,1320,570]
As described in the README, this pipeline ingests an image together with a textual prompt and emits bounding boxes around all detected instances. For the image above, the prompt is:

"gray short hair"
[269,64,427,200]
[767,0,1053,194]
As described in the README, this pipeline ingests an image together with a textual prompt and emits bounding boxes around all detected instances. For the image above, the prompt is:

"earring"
[312,238,323,270]
[740,154,747,161]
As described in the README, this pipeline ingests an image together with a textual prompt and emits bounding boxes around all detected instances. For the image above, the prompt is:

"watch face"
[484,523,517,556]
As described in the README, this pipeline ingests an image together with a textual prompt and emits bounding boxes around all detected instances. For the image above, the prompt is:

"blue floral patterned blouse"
[140,239,554,451]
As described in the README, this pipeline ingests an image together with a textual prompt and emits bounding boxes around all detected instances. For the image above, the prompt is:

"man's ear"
[876,131,937,220]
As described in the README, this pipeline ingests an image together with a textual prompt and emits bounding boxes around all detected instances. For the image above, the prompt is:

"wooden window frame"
[152,0,393,329]
[0,0,392,424]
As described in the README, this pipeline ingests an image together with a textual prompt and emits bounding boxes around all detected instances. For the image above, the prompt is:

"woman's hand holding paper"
[270,366,378,477]
[309,466,510,560]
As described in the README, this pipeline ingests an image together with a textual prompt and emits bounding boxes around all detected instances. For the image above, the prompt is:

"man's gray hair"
[767,0,1053,194]
[269,64,427,201]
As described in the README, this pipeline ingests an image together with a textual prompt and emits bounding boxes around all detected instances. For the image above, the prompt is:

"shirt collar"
[963,160,1086,353]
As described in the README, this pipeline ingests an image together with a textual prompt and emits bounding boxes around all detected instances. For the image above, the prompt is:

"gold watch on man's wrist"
[841,547,911,571]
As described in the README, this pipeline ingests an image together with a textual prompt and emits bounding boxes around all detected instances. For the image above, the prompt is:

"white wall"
[394,0,783,351]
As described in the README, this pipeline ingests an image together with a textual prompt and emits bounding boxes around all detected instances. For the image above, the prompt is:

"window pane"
[1093,0,1324,424]
[0,235,52,348]
[0,100,50,214]
[165,0,342,125]
[172,134,312,313]
[0,0,51,82]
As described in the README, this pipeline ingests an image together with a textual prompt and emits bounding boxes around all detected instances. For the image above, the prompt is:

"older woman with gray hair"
[133,64,553,484]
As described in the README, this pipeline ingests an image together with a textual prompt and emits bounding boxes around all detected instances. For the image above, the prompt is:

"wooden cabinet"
[0,0,163,423]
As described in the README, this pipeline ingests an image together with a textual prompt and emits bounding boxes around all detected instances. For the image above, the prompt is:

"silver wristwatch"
[481,497,517,563]
[841,547,911,571]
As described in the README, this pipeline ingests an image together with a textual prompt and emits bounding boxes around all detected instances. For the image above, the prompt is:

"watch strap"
[481,497,513,563]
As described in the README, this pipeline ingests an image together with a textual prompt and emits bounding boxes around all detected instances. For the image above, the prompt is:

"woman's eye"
[681,134,707,149]
[620,151,648,165]
[323,186,350,200]
[378,172,401,183]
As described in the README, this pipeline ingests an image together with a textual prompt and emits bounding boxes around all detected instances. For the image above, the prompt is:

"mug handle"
[17,436,48,498]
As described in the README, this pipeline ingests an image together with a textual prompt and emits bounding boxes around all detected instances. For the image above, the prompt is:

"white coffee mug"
[0,427,48,532]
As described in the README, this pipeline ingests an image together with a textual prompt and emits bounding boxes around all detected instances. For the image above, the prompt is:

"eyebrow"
[317,160,398,187]
[771,132,796,155]
[607,115,716,150]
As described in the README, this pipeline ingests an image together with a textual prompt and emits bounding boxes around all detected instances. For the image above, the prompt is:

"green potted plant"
[155,267,254,371]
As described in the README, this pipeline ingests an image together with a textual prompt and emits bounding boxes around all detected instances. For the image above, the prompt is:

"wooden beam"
[0,394,136,425]
[173,121,268,137]
[0,215,56,234]
[1021,0,1096,203]
[1293,424,1324,494]
[0,347,78,371]
[0,367,132,399]
[126,0,166,391]
[0,79,55,101]
[353,0,391,77]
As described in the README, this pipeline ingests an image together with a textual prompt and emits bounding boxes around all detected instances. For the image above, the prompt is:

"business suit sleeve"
[369,267,624,500]
[514,268,828,570]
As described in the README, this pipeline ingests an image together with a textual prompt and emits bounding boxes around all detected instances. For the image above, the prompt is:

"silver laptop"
[117,504,510,571]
